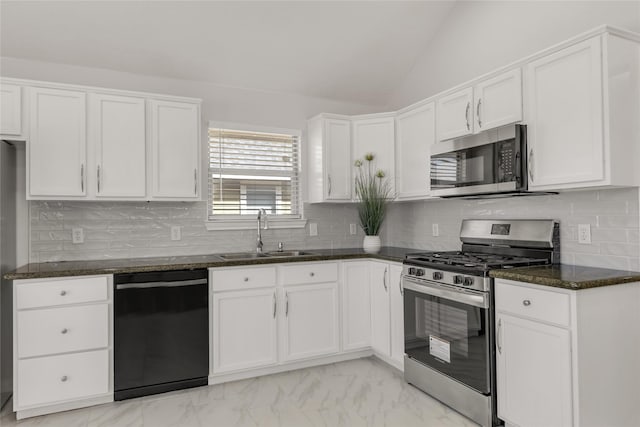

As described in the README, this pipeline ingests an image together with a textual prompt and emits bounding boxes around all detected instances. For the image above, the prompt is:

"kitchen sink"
[264,250,317,257]
[217,252,271,260]
[217,251,318,260]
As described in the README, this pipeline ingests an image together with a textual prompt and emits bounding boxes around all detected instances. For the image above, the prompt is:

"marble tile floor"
[0,357,478,427]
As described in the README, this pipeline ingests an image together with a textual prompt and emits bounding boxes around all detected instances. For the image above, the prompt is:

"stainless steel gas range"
[402,219,559,427]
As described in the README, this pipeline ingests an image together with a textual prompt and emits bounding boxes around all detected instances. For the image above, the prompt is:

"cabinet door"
[389,263,404,368]
[474,68,522,133]
[91,94,146,198]
[526,37,604,189]
[282,282,339,362]
[149,99,200,199]
[436,87,473,141]
[1,83,22,136]
[395,103,434,199]
[29,87,86,197]
[212,288,277,373]
[369,262,390,357]
[496,313,572,427]
[324,118,352,200]
[342,261,371,351]
[352,116,395,195]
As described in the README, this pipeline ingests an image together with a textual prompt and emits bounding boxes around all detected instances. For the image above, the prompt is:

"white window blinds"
[208,127,300,219]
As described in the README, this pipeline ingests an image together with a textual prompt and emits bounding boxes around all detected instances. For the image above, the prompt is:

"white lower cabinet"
[342,261,371,351]
[496,312,572,427]
[282,282,339,362]
[13,275,113,419]
[495,278,640,427]
[212,288,278,373]
[210,262,340,375]
[369,260,404,370]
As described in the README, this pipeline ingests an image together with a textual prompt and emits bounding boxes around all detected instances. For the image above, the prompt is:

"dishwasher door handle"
[116,279,207,290]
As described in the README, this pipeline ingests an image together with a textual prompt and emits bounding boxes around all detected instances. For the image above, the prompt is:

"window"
[207,125,303,228]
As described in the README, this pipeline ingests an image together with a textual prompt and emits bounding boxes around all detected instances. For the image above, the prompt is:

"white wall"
[387,0,640,109]
[382,188,640,271]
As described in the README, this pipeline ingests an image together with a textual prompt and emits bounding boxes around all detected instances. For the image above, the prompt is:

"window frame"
[205,121,306,231]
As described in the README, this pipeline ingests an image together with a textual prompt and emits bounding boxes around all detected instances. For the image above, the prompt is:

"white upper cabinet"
[436,87,474,141]
[28,87,87,198]
[352,114,396,196]
[90,94,146,198]
[395,102,435,199]
[307,115,352,202]
[148,99,201,200]
[526,34,639,190]
[1,83,23,137]
[473,68,522,132]
[437,69,522,142]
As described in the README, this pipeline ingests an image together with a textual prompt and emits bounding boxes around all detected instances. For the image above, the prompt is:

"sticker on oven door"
[429,335,451,363]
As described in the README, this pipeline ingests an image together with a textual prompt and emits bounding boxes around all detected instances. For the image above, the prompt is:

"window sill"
[205,218,308,231]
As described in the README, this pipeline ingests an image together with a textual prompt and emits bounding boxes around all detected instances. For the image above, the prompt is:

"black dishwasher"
[114,269,209,400]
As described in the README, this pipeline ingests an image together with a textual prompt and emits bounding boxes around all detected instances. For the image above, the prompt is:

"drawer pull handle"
[60,290,67,296]
[310,272,315,277]
[244,277,249,282]
[523,299,531,306]
[61,376,68,382]
[61,328,68,334]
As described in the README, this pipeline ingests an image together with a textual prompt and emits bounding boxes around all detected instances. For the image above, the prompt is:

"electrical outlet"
[432,223,439,237]
[72,228,84,244]
[578,224,591,244]
[309,222,318,236]
[171,226,181,241]
[349,223,357,235]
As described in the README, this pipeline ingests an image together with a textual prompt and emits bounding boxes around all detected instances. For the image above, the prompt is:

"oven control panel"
[402,265,490,292]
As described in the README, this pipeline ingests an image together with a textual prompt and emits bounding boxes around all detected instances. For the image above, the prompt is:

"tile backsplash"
[382,188,640,271]
[29,188,640,271]
[30,202,364,263]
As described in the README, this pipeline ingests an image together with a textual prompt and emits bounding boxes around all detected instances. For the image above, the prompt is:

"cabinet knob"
[244,277,249,282]
[60,290,67,296]
[522,299,531,306]
[61,328,68,334]
[310,272,315,277]
[61,376,68,382]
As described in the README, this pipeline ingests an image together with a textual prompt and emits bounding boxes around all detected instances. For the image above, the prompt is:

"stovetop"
[405,251,550,272]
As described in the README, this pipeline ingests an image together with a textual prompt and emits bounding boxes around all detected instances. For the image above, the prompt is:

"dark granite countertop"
[490,264,640,290]
[4,247,415,280]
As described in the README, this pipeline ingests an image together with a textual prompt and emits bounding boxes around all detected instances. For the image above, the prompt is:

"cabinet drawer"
[210,266,276,291]
[18,304,109,358]
[496,281,570,327]
[17,349,109,408]
[280,262,338,285]
[16,276,108,309]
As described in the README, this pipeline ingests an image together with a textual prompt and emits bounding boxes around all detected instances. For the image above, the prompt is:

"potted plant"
[354,153,393,253]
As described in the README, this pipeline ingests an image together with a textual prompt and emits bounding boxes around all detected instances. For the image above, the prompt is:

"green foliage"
[354,153,393,236]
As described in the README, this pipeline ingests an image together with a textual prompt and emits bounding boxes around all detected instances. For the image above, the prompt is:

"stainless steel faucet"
[256,209,267,253]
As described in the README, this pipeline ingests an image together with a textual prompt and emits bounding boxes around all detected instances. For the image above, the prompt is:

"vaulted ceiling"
[0,1,456,106]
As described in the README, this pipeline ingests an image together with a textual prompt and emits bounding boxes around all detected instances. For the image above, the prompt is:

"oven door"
[403,276,491,394]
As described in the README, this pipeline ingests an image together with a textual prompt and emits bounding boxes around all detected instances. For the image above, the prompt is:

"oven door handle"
[402,278,489,309]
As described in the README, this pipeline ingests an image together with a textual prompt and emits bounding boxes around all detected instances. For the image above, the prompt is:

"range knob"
[432,271,443,281]
[415,268,425,277]
[463,277,474,286]
[453,275,463,284]
[408,267,416,275]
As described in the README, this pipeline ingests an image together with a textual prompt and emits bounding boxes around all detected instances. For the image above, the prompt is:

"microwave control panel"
[497,140,515,182]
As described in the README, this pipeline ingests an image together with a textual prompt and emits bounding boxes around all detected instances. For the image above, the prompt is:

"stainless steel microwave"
[430,124,527,197]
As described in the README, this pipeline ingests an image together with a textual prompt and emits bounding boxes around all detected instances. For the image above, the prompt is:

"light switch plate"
[72,228,84,244]
[578,224,591,244]
[432,223,439,237]
[309,223,318,236]
[171,226,181,241]
[350,224,357,235]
